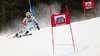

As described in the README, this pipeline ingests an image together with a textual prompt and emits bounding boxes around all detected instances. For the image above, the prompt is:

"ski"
[10,33,32,39]
[19,33,32,37]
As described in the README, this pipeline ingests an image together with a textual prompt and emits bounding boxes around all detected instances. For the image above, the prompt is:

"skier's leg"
[25,25,34,34]
[15,26,27,36]
[24,23,32,34]
[29,25,34,31]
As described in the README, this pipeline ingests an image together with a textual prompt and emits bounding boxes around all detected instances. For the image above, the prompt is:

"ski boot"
[25,31,32,35]
[14,33,22,38]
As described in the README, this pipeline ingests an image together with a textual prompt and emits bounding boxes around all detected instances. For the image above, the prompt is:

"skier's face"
[27,15,31,18]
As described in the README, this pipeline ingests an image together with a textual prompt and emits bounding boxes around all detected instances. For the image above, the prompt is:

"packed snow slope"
[0,17,100,56]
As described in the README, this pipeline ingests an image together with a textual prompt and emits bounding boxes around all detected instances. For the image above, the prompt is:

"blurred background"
[0,0,100,32]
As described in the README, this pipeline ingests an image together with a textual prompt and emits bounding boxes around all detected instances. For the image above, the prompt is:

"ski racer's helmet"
[26,12,31,16]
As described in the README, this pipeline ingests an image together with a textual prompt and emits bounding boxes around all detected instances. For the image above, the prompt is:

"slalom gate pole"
[66,5,68,13]
[50,6,55,54]
[84,9,86,20]
[69,24,76,51]
[82,0,86,20]
[5,26,23,38]
[94,7,98,17]
[51,27,55,54]
[50,7,52,16]
[92,0,97,17]
[65,5,76,51]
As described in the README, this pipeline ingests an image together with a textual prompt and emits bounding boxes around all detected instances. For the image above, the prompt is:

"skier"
[15,12,40,37]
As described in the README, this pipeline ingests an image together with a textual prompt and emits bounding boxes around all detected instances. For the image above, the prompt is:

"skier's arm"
[22,18,26,24]
[32,16,40,30]
[32,16,38,26]
[32,16,37,22]
[22,18,27,26]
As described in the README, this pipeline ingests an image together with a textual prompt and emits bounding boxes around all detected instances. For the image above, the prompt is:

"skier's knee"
[25,31,29,34]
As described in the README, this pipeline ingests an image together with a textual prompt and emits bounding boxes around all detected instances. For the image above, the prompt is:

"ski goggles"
[26,14,31,17]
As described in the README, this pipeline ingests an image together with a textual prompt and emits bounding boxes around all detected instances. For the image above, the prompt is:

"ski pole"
[5,25,23,38]
[33,20,37,31]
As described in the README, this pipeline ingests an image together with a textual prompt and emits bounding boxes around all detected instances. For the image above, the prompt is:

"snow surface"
[0,17,100,56]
